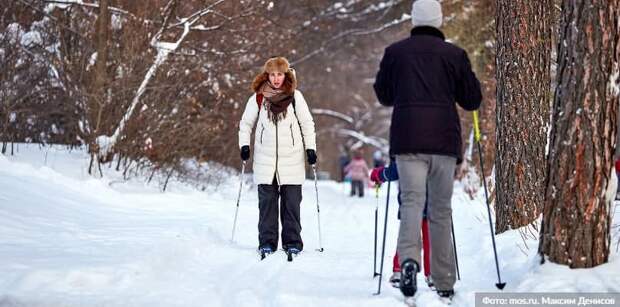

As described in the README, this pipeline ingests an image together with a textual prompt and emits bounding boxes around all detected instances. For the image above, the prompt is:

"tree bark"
[94,0,109,134]
[495,0,553,233]
[539,0,619,268]
[89,0,109,174]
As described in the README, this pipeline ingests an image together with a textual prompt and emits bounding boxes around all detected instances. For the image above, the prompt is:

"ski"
[402,291,454,307]
[403,296,452,307]
[389,272,401,288]
[404,297,416,307]
[438,297,453,305]
[425,276,435,291]
[393,274,436,290]
[437,290,455,305]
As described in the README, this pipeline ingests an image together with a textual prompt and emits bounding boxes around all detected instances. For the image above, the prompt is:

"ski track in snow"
[0,145,619,307]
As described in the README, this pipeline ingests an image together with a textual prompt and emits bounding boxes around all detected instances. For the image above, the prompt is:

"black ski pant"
[258,177,303,251]
[350,180,364,197]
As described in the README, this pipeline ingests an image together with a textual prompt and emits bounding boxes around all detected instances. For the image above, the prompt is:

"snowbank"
[0,145,618,307]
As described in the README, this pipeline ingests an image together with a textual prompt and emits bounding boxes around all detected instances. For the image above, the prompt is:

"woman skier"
[238,56,317,260]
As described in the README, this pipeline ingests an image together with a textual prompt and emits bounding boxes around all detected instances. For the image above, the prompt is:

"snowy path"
[1,147,619,307]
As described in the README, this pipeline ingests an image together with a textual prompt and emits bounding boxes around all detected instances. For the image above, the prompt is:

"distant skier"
[344,151,370,197]
[373,150,386,168]
[238,56,318,260]
[374,0,482,302]
[338,153,351,182]
[369,161,433,290]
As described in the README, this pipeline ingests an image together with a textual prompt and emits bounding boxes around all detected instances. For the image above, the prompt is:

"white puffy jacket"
[239,90,317,185]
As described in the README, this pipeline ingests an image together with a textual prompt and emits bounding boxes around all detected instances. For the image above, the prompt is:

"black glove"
[306,149,317,165]
[240,145,250,161]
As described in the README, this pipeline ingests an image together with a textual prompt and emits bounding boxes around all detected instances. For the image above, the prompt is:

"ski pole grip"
[473,110,481,143]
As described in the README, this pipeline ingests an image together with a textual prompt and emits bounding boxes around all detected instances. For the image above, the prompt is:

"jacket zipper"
[290,124,295,146]
[260,124,265,144]
[275,121,280,184]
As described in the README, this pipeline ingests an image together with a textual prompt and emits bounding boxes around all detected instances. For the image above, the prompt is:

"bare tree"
[3,0,499,185]
[0,4,71,153]
[86,0,110,174]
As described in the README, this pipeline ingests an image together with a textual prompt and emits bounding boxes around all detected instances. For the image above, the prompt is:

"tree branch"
[291,14,410,65]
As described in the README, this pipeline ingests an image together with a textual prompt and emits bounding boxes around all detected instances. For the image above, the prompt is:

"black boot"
[285,247,301,262]
[437,289,455,303]
[399,259,419,297]
[258,246,274,260]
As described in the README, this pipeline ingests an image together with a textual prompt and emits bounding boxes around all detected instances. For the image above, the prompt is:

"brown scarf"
[258,81,294,123]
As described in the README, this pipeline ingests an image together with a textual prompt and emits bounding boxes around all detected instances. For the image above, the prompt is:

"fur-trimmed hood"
[251,57,297,95]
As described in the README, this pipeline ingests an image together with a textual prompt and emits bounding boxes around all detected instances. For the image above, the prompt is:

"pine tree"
[539,0,619,268]
[495,0,553,233]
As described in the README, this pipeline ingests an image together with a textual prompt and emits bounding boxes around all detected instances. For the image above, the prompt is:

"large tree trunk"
[495,0,553,233]
[539,0,619,268]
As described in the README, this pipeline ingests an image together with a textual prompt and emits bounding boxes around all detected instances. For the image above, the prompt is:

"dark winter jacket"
[374,26,482,163]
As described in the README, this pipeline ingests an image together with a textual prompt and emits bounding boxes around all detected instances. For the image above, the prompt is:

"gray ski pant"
[395,154,457,291]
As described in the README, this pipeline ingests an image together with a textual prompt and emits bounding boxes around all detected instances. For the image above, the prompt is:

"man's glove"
[370,166,385,185]
[306,149,317,165]
[240,145,250,161]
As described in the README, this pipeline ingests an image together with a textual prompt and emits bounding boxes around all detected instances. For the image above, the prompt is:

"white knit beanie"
[411,0,443,28]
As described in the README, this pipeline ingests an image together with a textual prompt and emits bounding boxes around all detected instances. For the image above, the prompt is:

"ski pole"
[373,184,380,277]
[312,165,324,252]
[231,161,246,242]
[450,217,461,280]
[373,179,391,295]
[473,111,506,290]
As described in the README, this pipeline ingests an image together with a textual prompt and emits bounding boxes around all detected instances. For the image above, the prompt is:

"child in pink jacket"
[344,151,370,197]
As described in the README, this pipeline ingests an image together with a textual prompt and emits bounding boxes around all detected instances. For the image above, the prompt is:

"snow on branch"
[321,0,403,19]
[303,0,404,27]
[292,13,410,65]
[311,108,354,124]
[17,0,92,42]
[337,128,388,153]
[44,0,242,33]
[335,0,406,21]
[347,13,410,36]
[43,0,134,18]
[97,0,227,158]
[168,0,226,29]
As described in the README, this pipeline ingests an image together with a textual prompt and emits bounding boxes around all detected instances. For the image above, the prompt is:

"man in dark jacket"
[373,0,482,301]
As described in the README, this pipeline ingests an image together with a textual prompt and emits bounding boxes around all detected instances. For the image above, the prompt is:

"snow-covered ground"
[0,145,619,307]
